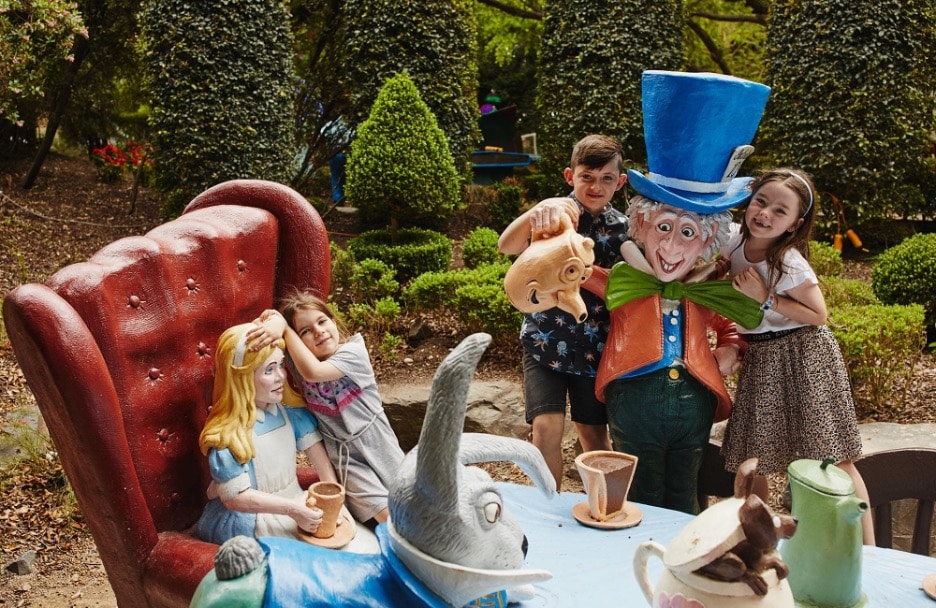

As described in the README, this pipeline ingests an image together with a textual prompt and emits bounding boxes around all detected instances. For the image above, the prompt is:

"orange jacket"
[585,267,745,422]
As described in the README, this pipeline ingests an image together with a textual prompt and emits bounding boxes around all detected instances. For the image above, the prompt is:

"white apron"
[252,404,305,538]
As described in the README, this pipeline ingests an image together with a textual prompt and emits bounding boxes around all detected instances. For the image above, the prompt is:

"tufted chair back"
[3,180,330,607]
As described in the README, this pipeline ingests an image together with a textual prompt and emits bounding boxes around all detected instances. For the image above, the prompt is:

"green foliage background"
[761,0,936,224]
[535,0,684,194]
[140,0,295,214]
[342,0,479,174]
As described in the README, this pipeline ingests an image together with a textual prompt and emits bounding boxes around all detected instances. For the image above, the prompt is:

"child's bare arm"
[732,268,827,326]
[304,441,338,484]
[771,280,827,326]
[246,310,287,350]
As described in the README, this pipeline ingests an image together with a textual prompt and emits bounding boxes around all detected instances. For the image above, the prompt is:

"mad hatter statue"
[585,71,770,515]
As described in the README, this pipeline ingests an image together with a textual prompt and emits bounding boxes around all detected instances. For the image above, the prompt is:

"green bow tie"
[605,263,764,330]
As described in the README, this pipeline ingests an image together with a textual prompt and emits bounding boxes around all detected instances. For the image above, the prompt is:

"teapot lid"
[787,458,855,496]
[663,497,747,573]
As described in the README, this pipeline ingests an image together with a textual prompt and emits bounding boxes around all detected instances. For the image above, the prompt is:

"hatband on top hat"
[628,70,771,213]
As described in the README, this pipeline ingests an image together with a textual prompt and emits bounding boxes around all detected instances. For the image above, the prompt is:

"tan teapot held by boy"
[503,205,595,323]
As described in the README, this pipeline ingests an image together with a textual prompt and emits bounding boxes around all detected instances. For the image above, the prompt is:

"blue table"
[498,483,936,607]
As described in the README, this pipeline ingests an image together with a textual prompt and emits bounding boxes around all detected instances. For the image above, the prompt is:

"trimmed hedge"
[871,233,936,322]
[535,0,684,192]
[347,227,452,285]
[345,72,461,228]
[141,0,294,215]
[830,303,926,412]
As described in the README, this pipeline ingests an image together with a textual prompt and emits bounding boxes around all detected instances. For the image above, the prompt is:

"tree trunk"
[22,36,91,190]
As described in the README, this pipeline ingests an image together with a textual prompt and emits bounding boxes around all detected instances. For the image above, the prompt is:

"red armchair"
[3,180,330,607]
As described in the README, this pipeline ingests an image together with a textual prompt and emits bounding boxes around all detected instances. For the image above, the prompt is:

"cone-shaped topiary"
[345,72,461,234]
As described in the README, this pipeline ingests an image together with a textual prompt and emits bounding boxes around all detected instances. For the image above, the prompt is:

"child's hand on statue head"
[247,313,287,351]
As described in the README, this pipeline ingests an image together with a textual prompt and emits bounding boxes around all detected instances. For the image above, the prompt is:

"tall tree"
[141,0,296,215]
[342,0,479,174]
[762,0,936,223]
[534,0,684,194]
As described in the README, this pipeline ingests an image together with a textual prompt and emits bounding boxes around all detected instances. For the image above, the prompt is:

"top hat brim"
[627,170,753,214]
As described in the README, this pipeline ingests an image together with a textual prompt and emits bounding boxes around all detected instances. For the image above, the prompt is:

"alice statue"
[194,323,374,551]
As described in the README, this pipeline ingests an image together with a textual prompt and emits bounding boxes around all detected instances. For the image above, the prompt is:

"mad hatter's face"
[636,206,714,282]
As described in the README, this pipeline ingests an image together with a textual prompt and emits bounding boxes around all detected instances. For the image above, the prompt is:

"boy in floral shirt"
[498,134,628,488]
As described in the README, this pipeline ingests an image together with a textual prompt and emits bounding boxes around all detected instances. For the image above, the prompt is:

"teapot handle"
[634,541,666,605]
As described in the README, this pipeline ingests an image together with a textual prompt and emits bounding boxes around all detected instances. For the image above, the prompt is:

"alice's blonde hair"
[199,323,302,464]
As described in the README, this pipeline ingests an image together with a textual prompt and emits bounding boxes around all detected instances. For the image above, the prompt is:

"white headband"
[232,329,250,367]
[785,171,814,216]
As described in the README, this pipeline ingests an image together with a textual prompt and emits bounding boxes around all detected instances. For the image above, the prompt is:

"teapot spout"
[839,496,868,523]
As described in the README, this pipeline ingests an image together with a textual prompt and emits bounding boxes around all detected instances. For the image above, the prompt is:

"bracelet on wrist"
[760,294,775,311]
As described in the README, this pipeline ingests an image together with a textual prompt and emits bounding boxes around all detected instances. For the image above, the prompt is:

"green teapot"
[779,458,868,608]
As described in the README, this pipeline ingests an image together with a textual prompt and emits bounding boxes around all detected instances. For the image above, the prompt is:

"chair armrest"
[143,532,219,607]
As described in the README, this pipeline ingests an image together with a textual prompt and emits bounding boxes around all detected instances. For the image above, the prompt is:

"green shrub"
[829,303,926,413]
[346,297,401,339]
[349,258,400,303]
[329,242,355,300]
[403,262,511,310]
[462,227,508,269]
[809,240,844,277]
[403,271,458,310]
[871,233,936,322]
[379,331,405,361]
[489,180,524,231]
[820,276,880,308]
[141,0,294,215]
[348,227,452,284]
[345,72,461,228]
[402,261,519,338]
[452,282,523,338]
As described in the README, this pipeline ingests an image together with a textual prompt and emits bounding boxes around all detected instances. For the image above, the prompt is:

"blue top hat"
[628,71,771,214]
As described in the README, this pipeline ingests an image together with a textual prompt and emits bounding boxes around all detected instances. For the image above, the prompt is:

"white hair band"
[232,329,250,367]
[785,171,814,216]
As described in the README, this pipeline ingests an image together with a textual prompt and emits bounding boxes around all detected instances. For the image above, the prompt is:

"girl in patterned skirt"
[720,167,874,544]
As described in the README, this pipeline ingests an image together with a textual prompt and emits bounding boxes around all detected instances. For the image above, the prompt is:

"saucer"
[923,572,936,601]
[572,501,643,529]
[297,514,357,549]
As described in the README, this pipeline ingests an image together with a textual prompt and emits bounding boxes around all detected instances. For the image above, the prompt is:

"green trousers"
[604,366,715,515]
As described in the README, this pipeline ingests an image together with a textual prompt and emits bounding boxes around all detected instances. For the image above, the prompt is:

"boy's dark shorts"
[522,351,608,426]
